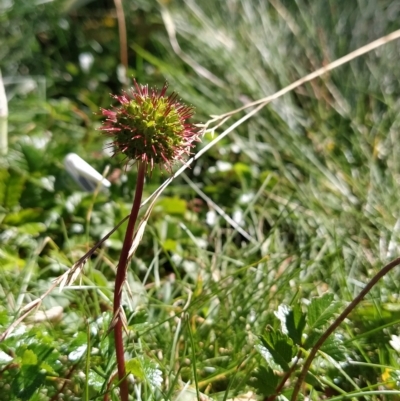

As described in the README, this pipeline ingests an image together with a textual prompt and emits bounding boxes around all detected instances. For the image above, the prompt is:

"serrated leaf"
[286,305,307,345]
[87,370,104,391]
[307,293,341,331]
[21,349,38,366]
[17,365,46,400]
[320,334,346,360]
[126,357,162,389]
[260,328,296,371]
[249,365,279,397]
[3,172,26,209]
[255,344,283,372]
[304,330,322,349]
[40,361,57,375]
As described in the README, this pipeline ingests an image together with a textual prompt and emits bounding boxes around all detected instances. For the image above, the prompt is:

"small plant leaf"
[17,366,47,400]
[2,171,26,209]
[125,358,145,380]
[87,370,104,391]
[3,208,42,225]
[249,365,279,397]
[320,333,346,361]
[15,222,47,235]
[126,357,162,389]
[307,293,341,332]
[260,327,296,371]
[286,305,307,345]
[21,349,38,366]
[304,330,322,349]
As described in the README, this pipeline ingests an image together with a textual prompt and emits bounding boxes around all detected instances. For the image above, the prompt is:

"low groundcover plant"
[100,79,201,401]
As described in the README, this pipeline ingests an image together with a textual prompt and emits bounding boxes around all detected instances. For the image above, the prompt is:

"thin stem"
[113,0,128,71]
[113,162,146,401]
[290,256,400,401]
[265,351,302,401]
[49,363,78,401]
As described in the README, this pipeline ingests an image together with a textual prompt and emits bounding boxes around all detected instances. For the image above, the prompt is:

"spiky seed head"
[100,80,201,172]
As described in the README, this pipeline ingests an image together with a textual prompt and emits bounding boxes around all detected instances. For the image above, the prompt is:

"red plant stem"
[290,256,400,401]
[49,363,78,401]
[113,162,146,401]
[265,351,302,401]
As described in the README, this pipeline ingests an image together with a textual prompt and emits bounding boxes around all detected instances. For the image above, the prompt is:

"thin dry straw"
[217,28,400,118]
[141,28,400,208]
[181,172,257,244]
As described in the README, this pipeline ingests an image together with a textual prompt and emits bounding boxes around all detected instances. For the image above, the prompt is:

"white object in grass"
[390,334,400,353]
[64,153,111,192]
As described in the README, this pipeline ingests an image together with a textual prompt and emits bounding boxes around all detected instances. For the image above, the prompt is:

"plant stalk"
[290,256,400,401]
[113,161,146,401]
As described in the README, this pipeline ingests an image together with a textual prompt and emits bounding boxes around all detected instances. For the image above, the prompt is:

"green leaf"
[307,293,341,332]
[21,349,38,366]
[260,327,296,371]
[3,208,42,225]
[0,168,10,206]
[304,330,322,349]
[233,162,251,184]
[20,143,45,172]
[125,357,162,389]
[156,197,187,215]
[68,344,87,362]
[2,171,26,209]
[17,365,46,400]
[90,269,108,287]
[286,305,307,345]
[162,238,177,251]
[320,334,346,361]
[39,361,57,375]
[0,310,9,325]
[0,248,26,269]
[87,370,104,391]
[15,222,47,235]
[126,358,145,380]
[249,365,279,397]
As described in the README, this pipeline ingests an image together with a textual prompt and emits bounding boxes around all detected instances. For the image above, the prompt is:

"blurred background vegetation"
[2,0,400,400]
